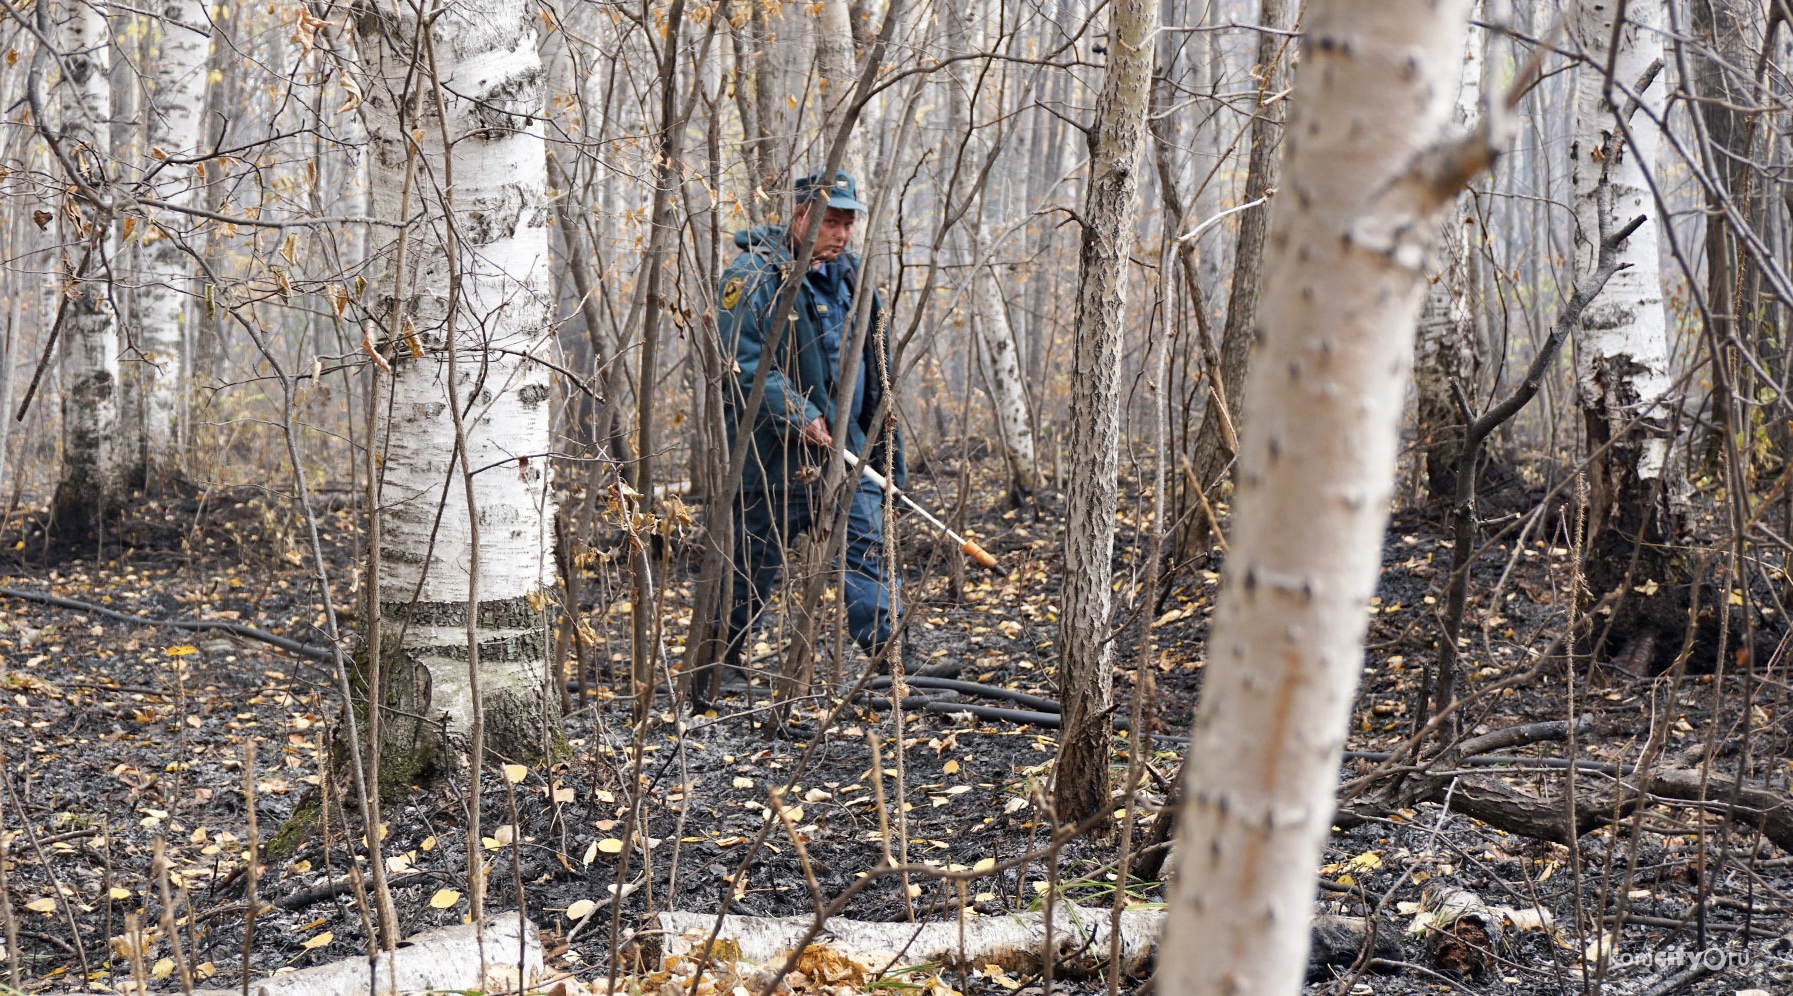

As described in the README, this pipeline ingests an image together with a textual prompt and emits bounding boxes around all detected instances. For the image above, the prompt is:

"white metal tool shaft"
[841,448,1002,571]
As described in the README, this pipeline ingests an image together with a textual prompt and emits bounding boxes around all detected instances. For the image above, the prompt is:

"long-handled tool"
[842,448,1003,571]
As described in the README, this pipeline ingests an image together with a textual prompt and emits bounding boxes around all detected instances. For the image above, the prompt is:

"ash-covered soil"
[2,474,1791,995]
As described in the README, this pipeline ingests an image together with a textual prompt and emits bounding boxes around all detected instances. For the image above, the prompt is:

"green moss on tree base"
[264,794,322,860]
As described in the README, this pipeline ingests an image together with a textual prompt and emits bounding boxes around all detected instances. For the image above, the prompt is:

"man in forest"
[712,170,911,688]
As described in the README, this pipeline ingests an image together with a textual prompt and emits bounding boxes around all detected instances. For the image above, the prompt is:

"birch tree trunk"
[354,0,560,772]
[969,241,1038,503]
[940,0,1037,505]
[1570,0,1681,604]
[1413,14,1486,501]
[1162,1,1484,992]
[1053,0,1155,827]
[52,0,123,537]
[131,1,210,492]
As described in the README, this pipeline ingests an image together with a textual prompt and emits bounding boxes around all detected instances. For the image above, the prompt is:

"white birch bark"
[657,906,1164,978]
[52,0,123,532]
[133,1,210,490]
[1570,1,1676,520]
[355,0,559,757]
[1413,13,1485,498]
[969,241,1038,498]
[1053,0,1155,824]
[61,918,546,996]
[1161,2,1481,993]
[940,0,1037,500]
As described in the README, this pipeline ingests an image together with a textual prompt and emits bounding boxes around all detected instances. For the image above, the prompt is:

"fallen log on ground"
[650,904,1396,980]
[72,918,543,996]
[1341,764,1793,854]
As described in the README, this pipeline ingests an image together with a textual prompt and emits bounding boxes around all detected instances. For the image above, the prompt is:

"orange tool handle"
[961,540,1001,571]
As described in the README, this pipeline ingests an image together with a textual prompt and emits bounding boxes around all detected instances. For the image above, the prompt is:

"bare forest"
[2,0,1793,994]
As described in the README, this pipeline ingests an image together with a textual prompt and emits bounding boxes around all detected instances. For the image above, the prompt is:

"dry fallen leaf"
[503,763,528,784]
[428,889,461,909]
[566,899,596,920]
[301,931,333,951]
[596,838,624,855]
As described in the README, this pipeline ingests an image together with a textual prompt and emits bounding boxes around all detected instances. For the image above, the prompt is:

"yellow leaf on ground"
[301,931,333,950]
[566,899,596,920]
[502,763,528,784]
[428,889,461,909]
[25,898,56,913]
[107,887,132,900]
[152,958,174,979]
[596,838,624,855]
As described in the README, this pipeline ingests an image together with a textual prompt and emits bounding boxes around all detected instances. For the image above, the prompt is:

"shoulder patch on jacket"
[720,276,744,310]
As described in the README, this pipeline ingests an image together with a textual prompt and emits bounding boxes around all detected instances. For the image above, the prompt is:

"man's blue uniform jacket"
[716,225,905,495]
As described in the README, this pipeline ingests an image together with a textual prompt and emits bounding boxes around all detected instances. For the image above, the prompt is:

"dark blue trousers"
[723,479,898,665]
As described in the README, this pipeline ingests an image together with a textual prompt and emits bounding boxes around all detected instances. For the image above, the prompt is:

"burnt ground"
[1,467,1792,995]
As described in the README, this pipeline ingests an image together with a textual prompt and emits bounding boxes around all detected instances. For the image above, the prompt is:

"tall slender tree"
[130,1,211,491]
[747,0,809,212]
[1161,1,1487,992]
[1413,12,1486,500]
[941,0,1038,505]
[1571,0,1681,603]
[1054,0,1156,827]
[51,0,123,536]
[1177,0,1288,563]
[815,0,864,182]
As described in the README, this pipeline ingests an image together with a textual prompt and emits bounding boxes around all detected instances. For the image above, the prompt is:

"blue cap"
[794,170,867,212]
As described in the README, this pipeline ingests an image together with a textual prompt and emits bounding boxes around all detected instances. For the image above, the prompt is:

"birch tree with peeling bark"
[1054,0,1155,827]
[353,0,560,772]
[941,0,1037,506]
[1570,0,1682,604]
[1162,1,1491,991]
[130,2,211,491]
[1413,13,1485,501]
[50,0,123,536]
